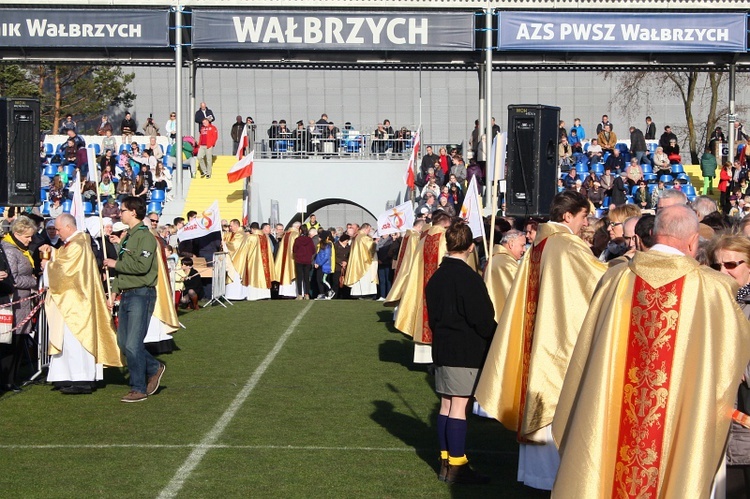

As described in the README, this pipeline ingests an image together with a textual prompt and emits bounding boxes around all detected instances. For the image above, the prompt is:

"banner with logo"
[377,201,415,236]
[0,9,170,48]
[193,10,475,51]
[497,12,746,53]
[177,201,222,242]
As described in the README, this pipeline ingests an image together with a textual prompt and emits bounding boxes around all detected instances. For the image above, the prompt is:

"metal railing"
[244,125,417,160]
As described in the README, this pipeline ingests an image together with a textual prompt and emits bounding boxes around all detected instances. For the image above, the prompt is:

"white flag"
[177,200,222,242]
[87,147,98,182]
[235,125,248,160]
[69,171,86,231]
[377,201,415,236]
[459,176,484,239]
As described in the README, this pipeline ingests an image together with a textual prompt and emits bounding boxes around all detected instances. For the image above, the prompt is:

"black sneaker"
[445,463,490,485]
[438,458,449,482]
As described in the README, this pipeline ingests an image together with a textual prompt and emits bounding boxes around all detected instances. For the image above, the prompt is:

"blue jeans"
[378,265,392,298]
[117,287,159,394]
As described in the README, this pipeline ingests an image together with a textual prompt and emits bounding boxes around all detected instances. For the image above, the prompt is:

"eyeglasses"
[222,225,229,228]
[149,219,159,223]
[119,208,129,213]
[710,260,745,271]
[608,222,623,228]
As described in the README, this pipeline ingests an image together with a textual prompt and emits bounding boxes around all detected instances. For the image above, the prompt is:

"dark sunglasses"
[710,260,745,271]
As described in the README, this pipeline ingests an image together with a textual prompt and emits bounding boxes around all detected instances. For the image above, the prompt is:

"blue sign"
[498,12,747,53]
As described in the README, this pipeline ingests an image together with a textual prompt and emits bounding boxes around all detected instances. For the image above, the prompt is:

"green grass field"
[0,300,549,498]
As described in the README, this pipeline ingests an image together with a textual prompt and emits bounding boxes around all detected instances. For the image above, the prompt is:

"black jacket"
[630,128,647,153]
[425,256,496,368]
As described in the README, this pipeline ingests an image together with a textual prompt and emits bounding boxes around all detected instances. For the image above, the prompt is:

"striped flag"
[69,170,86,230]
[236,125,248,160]
[404,130,420,189]
[227,149,254,184]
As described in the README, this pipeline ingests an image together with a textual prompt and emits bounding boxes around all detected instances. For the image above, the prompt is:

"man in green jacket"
[700,146,718,196]
[104,196,165,403]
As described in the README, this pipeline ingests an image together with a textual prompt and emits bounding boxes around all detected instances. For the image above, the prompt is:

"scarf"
[737,282,750,303]
[3,233,34,267]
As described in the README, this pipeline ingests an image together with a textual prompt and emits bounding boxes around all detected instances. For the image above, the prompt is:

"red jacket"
[200,124,218,148]
[719,167,731,193]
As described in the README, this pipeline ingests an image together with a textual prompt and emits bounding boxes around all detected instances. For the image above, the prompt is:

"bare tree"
[603,70,746,164]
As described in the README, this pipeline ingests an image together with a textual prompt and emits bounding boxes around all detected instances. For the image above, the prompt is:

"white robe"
[349,261,378,296]
[47,328,103,382]
[144,315,173,344]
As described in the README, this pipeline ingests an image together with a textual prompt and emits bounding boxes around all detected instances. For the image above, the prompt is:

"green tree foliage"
[0,64,136,133]
[0,64,41,99]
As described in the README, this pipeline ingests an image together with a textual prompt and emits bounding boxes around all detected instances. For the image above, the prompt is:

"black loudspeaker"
[0,98,41,206]
[506,104,560,218]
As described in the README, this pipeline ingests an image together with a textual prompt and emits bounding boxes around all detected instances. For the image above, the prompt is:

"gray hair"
[56,213,76,229]
[658,189,688,206]
[500,229,525,246]
[10,215,38,235]
[692,195,718,220]
[653,205,699,240]
[292,221,301,229]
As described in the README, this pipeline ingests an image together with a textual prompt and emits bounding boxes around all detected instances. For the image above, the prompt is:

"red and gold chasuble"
[394,232,411,280]
[420,232,442,344]
[258,236,272,288]
[612,276,684,498]
[516,237,547,443]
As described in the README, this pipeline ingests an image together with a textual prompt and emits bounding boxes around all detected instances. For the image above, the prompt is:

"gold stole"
[517,237,547,443]
[258,235,271,288]
[393,231,411,280]
[419,232,442,344]
[612,275,684,498]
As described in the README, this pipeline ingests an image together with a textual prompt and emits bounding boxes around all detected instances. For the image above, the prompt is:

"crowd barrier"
[204,252,232,308]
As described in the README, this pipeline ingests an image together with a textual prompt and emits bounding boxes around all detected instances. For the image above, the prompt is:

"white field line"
[157,300,314,499]
[0,443,513,455]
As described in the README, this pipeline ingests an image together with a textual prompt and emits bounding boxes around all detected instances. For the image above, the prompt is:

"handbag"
[0,306,13,344]
[339,267,346,288]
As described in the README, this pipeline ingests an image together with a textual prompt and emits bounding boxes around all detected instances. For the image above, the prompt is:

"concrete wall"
[249,159,408,227]
[126,67,728,157]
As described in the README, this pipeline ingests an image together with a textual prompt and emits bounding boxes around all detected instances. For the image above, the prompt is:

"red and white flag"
[403,130,420,189]
[460,175,485,239]
[235,125,248,160]
[69,170,86,230]
[227,149,254,184]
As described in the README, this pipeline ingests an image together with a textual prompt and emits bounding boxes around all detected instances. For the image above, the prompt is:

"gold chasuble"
[274,228,299,286]
[552,251,750,499]
[474,222,607,440]
[384,228,421,306]
[483,245,520,323]
[225,231,251,285]
[344,233,376,286]
[46,232,122,367]
[152,233,180,332]
[245,233,277,289]
[393,225,447,343]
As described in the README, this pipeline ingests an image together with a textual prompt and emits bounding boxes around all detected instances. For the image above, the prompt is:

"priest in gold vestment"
[344,223,378,296]
[243,228,277,300]
[474,191,607,490]
[44,214,122,394]
[393,211,451,364]
[274,222,300,298]
[552,205,750,499]
[224,219,251,300]
[145,226,180,353]
[384,219,425,307]
[483,229,525,323]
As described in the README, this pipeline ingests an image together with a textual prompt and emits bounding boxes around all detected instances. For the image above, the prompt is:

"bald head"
[653,205,700,256]
[55,213,77,241]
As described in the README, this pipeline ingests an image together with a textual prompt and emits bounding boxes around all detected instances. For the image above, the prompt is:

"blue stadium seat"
[671,164,685,174]
[41,201,50,216]
[40,188,49,202]
[44,143,54,158]
[683,184,697,196]
[147,201,163,215]
[676,173,690,184]
[659,174,673,184]
[602,197,611,208]
[648,184,658,194]
[150,190,166,203]
[631,185,640,196]
[595,208,606,218]
[83,202,94,215]
[648,142,658,154]
[43,165,57,178]
[576,163,589,173]
[643,173,657,183]
[63,164,76,178]
[88,143,101,156]
[641,164,653,174]
[62,199,72,213]
[592,164,604,175]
